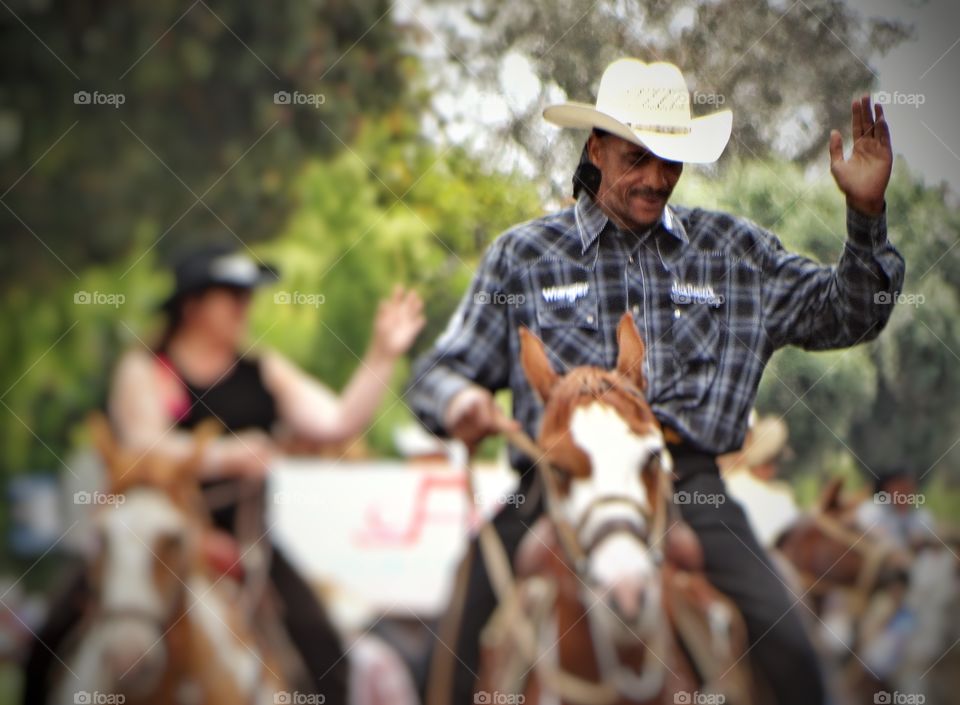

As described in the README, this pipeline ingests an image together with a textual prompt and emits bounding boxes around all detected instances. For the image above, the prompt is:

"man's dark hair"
[571,128,609,199]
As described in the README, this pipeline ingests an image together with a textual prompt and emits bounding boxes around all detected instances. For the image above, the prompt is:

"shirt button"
[586,314,595,324]
[674,308,681,319]
[628,255,634,264]
[632,305,640,315]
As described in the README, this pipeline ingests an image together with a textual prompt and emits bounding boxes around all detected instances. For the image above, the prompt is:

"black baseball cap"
[160,243,279,312]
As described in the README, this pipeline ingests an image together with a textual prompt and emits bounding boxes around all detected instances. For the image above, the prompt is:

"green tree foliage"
[1,0,411,291]
[419,0,909,195]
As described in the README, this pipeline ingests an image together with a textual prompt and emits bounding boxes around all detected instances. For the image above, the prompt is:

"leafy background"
[2,0,959,653]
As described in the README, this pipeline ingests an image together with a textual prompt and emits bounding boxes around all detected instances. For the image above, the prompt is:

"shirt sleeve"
[406,236,513,435]
[760,206,906,350]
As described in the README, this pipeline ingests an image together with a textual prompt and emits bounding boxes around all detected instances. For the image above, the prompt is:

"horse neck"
[139,575,279,705]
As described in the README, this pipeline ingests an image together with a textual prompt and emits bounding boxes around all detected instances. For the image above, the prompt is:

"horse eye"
[157,533,184,556]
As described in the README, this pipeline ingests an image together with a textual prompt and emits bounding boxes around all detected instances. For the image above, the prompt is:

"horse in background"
[48,415,291,705]
[475,313,756,705]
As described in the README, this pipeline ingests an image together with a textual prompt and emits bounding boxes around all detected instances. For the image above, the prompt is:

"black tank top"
[158,352,278,533]
[168,355,279,433]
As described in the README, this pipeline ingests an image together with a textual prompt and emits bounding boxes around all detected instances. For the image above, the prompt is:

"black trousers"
[440,455,827,705]
[22,535,347,705]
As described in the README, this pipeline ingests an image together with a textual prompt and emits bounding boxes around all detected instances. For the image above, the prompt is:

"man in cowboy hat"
[722,414,802,548]
[409,58,904,704]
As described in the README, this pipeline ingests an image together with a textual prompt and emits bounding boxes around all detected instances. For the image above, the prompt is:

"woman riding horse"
[22,243,424,705]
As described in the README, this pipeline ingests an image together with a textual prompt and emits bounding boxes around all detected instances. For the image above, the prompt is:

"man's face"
[588,133,683,230]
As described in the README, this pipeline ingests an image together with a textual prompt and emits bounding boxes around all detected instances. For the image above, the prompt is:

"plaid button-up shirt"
[408,193,904,486]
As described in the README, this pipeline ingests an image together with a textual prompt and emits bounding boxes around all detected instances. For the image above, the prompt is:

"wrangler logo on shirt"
[541,282,590,306]
[671,280,724,306]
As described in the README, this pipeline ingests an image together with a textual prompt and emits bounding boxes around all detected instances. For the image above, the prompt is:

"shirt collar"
[575,193,688,253]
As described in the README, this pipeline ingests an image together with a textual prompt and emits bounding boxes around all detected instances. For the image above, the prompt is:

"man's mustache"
[629,186,671,200]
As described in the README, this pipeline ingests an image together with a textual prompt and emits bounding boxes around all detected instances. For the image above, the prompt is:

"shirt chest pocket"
[532,261,600,331]
[669,279,725,409]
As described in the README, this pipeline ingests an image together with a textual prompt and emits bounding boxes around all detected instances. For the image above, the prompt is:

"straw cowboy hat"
[739,416,794,469]
[543,58,732,164]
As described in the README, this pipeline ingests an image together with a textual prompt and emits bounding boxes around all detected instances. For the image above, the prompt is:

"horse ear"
[519,327,559,402]
[88,412,120,479]
[616,312,647,391]
[818,477,844,514]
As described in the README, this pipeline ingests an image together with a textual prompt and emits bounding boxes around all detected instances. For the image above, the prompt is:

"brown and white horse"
[476,313,755,705]
[49,416,289,705]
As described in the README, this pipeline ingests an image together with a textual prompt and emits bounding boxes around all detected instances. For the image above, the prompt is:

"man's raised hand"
[829,95,893,217]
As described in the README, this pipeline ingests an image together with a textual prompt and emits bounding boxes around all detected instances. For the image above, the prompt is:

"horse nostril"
[609,577,646,622]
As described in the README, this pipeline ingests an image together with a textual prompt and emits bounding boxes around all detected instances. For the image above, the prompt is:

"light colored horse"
[476,313,756,705]
[49,416,289,705]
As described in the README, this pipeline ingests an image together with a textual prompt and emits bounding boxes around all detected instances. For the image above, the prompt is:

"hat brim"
[543,102,732,164]
[158,264,279,313]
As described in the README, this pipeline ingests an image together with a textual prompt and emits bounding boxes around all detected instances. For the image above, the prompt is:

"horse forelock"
[538,367,659,480]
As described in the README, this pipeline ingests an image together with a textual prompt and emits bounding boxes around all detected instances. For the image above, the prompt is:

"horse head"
[776,477,909,605]
[84,413,217,697]
[519,312,672,630]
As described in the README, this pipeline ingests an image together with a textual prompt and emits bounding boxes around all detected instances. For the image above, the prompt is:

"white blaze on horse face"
[566,401,664,615]
[97,488,185,618]
[95,488,186,683]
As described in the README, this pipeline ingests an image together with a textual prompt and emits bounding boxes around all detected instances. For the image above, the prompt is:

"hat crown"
[595,59,692,132]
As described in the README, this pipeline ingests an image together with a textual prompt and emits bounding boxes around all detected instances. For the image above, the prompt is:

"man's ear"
[616,312,647,392]
[519,327,559,402]
[586,133,603,170]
